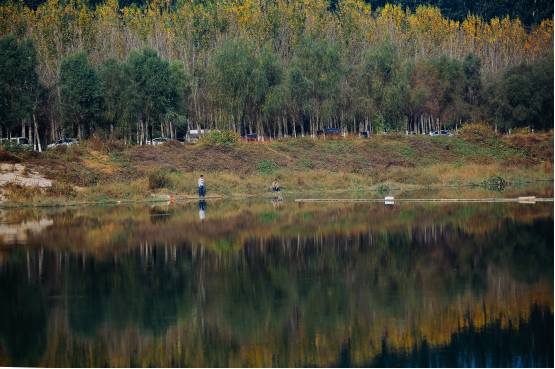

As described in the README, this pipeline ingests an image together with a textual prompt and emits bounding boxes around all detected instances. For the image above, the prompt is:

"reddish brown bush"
[458,122,496,142]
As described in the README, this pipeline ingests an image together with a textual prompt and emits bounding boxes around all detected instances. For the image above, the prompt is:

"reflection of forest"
[0,200,552,254]
[0,210,53,244]
[0,202,552,366]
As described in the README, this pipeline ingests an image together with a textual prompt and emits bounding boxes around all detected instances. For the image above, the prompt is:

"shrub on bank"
[43,144,85,162]
[47,182,77,198]
[512,127,534,135]
[0,149,21,162]
[148,168,173,190]
[3,184,41,202]
[65,167,101,187]
[257,159,279,175]
[83,137,126,153]
[199,130,240,145]
[459,122,496,142]
[375,183,391,195]
[481,175,507,191]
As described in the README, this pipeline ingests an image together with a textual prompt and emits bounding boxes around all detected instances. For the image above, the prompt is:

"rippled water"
[0,198,552,367]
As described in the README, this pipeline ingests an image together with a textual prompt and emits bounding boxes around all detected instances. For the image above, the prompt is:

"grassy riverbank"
[0,130,552,206]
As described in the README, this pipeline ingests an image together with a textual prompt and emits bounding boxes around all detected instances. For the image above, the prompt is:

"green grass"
[375,183,391,195]
[450,138,493,159]
[296,159,315,169]
[393,144,417,159]
[257,159,279,175]
[321,140,355,154]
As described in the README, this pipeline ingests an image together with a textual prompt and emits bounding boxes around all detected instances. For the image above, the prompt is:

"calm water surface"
[0,198,552,367]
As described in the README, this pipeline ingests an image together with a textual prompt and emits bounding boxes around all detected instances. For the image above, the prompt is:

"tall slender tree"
[0,35,39,138]
[59,51,103,139]
[288,36,343,134]
[127,48,172,144]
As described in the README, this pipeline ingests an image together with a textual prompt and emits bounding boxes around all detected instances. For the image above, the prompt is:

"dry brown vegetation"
[0,131,552,204]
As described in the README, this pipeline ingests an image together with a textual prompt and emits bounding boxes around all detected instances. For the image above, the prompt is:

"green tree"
[356,42,408,132]
[250,45,283,136]
[208,39,260,134]
[461,53,482,121]
[431,56,466,126]
[486,58,554,131]
[0,35,39,137]
[59,51,103,139]
[166,60,190,139]
[407,56,466,132]
[126,48,179,144]
[98,58,130,139]
[288,36,343,134]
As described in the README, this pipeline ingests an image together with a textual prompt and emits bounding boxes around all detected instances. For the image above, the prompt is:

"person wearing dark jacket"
[198,174,205,198]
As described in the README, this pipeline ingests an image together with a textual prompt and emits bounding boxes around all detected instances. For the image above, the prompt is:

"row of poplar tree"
[0,0,553,146]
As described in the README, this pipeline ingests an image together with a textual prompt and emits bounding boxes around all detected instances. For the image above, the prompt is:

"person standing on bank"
[198,174,205,198]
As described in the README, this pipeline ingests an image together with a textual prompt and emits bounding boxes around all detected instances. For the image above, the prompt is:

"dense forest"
[0,0,553,145]
[6,0,555,27]
[366,0,553,27]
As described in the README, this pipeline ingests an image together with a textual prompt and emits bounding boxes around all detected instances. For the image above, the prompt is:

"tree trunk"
[33,114,42,152]
[50,115,56,142]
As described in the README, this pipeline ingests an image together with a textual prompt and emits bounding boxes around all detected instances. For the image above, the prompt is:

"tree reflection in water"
[0,201,552,367]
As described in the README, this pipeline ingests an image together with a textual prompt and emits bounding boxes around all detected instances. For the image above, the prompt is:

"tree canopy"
[0,0,552,142]
[59,51,104,138]
[0,35,39,134]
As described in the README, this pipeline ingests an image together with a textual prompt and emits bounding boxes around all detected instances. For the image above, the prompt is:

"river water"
[0,197,552,367]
